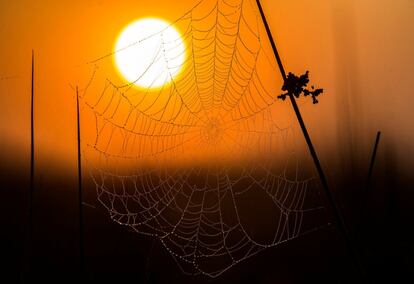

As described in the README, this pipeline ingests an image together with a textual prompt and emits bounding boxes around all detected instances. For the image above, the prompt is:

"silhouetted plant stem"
[255,0,365,278]
[22,50,35,279]
[367,131,381,188]
[76,86,85,275]
[30,51,34,239]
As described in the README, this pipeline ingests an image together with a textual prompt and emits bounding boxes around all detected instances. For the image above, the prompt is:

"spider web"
[78,0,327,277]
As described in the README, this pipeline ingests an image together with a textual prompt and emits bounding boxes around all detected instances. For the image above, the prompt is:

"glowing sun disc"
[114,18,185,89]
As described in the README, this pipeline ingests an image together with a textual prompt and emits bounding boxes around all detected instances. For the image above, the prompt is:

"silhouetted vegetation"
[278,71,324,104]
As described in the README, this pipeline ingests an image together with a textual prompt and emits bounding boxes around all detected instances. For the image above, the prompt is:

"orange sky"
[1,0,413,175]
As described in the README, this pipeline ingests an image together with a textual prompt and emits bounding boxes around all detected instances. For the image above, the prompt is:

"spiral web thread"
[80,0,326,277]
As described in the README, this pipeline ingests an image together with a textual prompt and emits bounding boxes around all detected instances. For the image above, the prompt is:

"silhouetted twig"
[367,131,381,188]
[76,86,85,275]
[256,0,364,279]
[278,71,324,104]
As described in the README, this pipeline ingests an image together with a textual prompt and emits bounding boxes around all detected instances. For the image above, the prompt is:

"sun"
[114,18,186,89]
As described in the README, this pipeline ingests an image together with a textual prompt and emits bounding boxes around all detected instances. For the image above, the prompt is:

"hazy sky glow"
[0,0,413,173]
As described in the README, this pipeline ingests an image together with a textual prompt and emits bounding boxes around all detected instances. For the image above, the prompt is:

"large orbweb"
[78,0,327,278]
